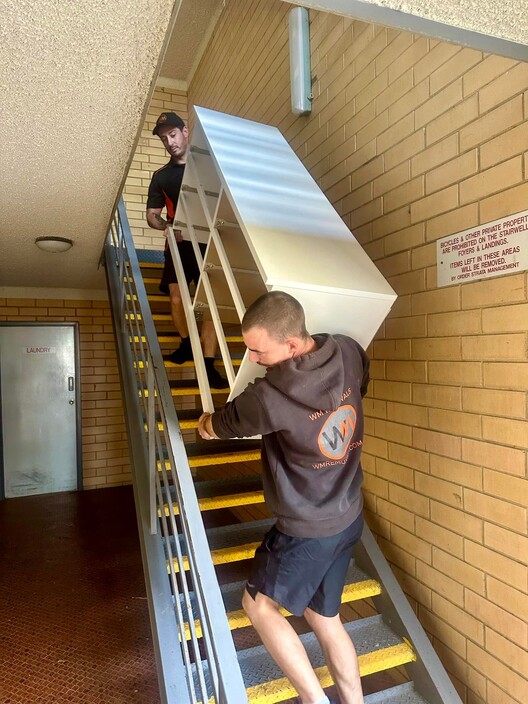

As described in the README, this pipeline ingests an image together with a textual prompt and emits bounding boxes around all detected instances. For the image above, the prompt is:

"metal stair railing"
[104,198,248,704]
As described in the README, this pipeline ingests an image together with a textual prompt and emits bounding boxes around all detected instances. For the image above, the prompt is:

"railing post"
[147,353,157,536]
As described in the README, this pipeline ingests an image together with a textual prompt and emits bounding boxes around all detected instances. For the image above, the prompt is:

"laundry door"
[0,324,80,498]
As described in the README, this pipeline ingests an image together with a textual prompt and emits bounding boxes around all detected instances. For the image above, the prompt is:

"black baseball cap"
[152,112,185,135]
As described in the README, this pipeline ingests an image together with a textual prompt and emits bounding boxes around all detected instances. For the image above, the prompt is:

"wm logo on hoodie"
[318,405,357,460]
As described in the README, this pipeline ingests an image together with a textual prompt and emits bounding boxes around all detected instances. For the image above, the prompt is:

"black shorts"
[159,240,207,295]
[246,513,364,618]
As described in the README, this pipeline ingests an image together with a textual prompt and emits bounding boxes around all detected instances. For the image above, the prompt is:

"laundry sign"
[24,346,57,354]
[437,209,528,287]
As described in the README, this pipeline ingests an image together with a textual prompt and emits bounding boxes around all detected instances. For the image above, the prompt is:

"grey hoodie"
[211,333,369,538]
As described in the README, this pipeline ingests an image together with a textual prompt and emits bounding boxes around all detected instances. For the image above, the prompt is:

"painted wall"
[0,296,131,490]
[187,1,528,702]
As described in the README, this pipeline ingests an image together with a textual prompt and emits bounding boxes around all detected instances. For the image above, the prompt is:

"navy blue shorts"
[246,513,364,618]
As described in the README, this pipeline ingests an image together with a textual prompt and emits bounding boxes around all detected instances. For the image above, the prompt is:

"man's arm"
[146,207,183,242]
[198,413,219,440]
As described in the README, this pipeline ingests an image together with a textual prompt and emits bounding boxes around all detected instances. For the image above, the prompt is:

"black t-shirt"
[146,160,185,224]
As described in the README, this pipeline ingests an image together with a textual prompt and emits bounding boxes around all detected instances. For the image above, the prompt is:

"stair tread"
[364,682,430,704]
[191,615,416,702]
[183,440,261,457]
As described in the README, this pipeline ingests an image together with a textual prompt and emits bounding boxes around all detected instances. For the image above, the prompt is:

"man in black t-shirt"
[146,112,227,388]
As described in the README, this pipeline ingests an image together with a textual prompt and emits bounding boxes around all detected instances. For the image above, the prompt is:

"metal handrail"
[104,199,248,704]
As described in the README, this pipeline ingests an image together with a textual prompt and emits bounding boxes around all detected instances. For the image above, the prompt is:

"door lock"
[69,399,75,405]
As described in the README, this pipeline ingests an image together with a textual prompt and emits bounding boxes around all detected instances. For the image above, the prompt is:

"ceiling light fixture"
[35,236,74,253]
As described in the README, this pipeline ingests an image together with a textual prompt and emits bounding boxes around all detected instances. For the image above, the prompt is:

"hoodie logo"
[318,405,357,460]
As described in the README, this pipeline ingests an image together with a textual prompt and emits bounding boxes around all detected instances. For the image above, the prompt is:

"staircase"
[104,107,463,704]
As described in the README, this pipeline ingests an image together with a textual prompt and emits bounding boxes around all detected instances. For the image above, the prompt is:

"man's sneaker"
[206,366,229,389]
[167,343,193,364]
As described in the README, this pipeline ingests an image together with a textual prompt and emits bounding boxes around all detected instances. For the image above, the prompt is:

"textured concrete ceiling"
[0,0,179,291]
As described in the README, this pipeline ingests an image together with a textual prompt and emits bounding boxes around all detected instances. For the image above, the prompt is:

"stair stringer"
[354,525,463,704]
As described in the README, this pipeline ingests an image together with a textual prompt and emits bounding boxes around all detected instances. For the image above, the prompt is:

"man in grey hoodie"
[198,291,369,704]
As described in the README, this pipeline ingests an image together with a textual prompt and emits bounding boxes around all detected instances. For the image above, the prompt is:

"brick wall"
[123,85,188,249]
[187,2,528,702]
[0,297,131,489]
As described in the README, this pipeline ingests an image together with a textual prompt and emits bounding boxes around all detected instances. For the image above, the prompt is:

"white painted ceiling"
[0,0,525,293]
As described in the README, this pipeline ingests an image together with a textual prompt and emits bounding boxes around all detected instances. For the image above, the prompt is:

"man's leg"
[242,590,327,704]
[304,608,364,704]
[167,283,193,363]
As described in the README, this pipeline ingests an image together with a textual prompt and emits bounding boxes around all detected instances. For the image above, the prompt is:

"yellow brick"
[433,546,485,594]
[384,314,426,342]
[462,333,527,361]
[376,113,414,153]
[480,181,528,222]
[413,383,461,411]
[388,443,429,473]
[414,42,462,84]
[480,120,528,170]
[467,643,527,703]
[416,516,464,559]
[376,250,411,278]
[462,388,525,418]
[487,631,528,690]
[392,524,432,564]
[387,401,428,427]
[461,272,525,309]
[379,536,417,576]
[426,150,478,194]
[356,111,389,149]
[351,155,384,190]
[465,540,527,593]
[376,498,415,532]
[466,590,528,648]
[362,471,389,500]
[411,133,458,178]
[416,79,463,129]
[362,433,388,459]
[416,560,464,606]
[355,71,388,112]
[388,36,429,82]
[387,483,429,522]
[385,223,425,257]
[460,156,523,204]
[413,428,462,460]
[372,339,411,359]
[347,196,382,228]
[479,62,528,113]
[412,337,461,361]
[484,469,528,506]
[411,185,458,223]
[463,54,517,97]
[372,205,412,238]
[430,455,482,490]
[464,488,527,532]
[389,269,427,297]
[412,286,460,315]
[427,309,481,336]
[416,471,465,509]
[484,524,528,572]
[376,458,414,490]
[431,502,482,542]
[432,592,484,643]
[426,95,479,146]
[388,79,429,124]
[385,129,425,171]
[462,438,526,477]
[411,242,436,269]
[373,418,413,445]
[482,302,528,334]
[375,30,413,75]
[384,176,424,214]
[430,47,482,95]
[372,381,411,406]
[425,202,478,242]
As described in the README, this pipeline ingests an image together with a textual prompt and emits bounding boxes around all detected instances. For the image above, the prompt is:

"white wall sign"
[437,209,528,287]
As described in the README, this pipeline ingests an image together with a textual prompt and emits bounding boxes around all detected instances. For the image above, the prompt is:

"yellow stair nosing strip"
[244,644,416,704]
[184,578,382,640]
[170,542,261,573]
[140,387,230,398]
[161,491,265,517]
[156,452,261,472]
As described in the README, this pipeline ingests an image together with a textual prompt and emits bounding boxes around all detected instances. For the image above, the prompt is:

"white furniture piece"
[172,106,397,401]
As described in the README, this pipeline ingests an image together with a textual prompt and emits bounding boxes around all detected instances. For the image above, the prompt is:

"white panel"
[1,326,78,497]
